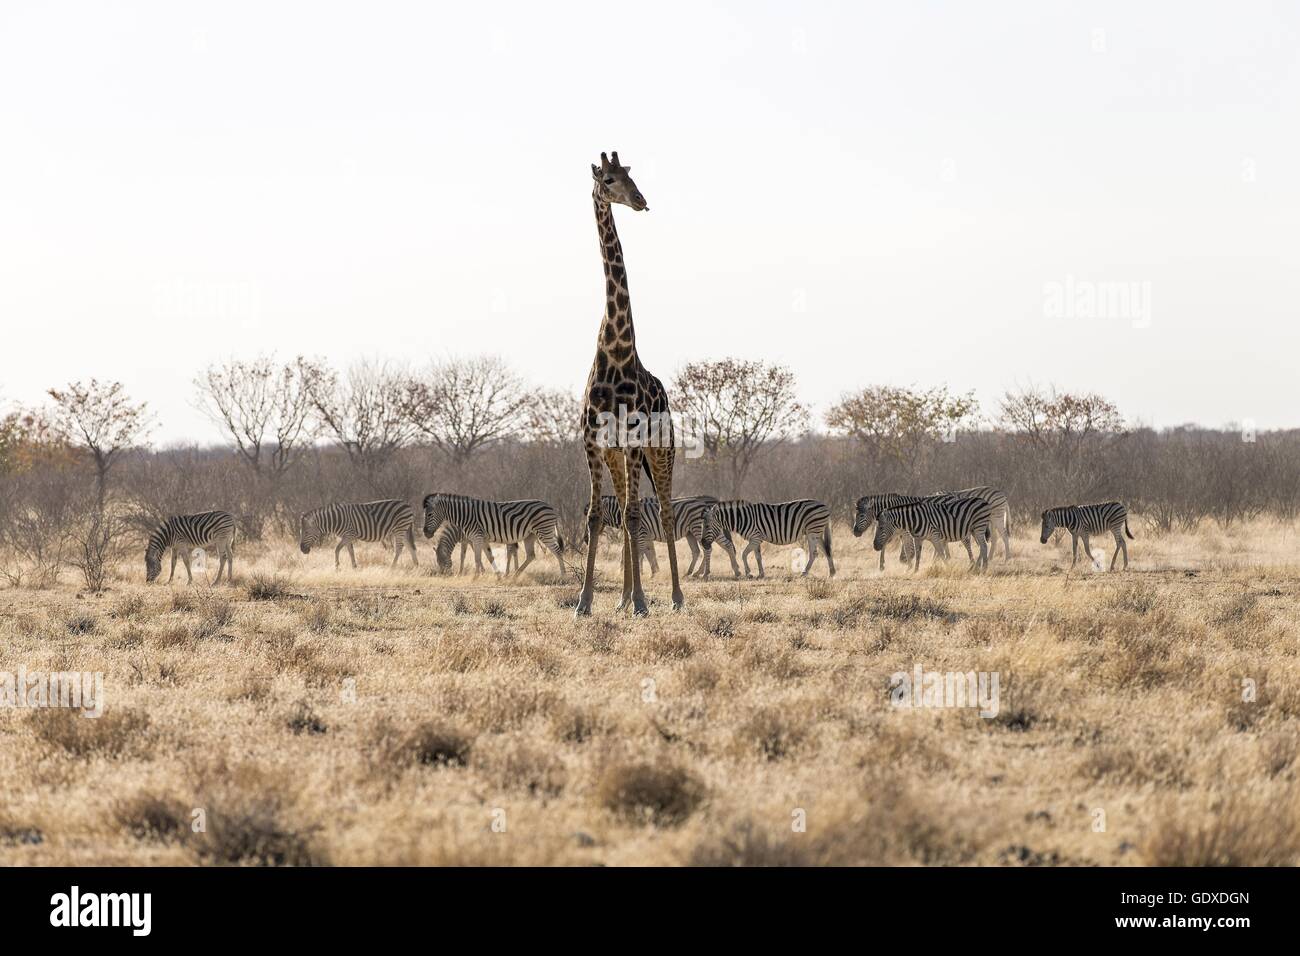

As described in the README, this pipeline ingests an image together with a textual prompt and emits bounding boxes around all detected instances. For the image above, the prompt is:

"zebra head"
[852,497,877,537]
[299,511,321,554]
[1040,509,1061,544]
[872,510,899,553]
[422,494,446,539]
[144,539,163,582]
[591,151,648,211]
[434,525,458,574]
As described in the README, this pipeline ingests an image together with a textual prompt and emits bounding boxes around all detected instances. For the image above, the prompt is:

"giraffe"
[574,151,683,618]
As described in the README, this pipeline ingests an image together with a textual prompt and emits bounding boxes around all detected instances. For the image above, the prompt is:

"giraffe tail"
[640,457,658,499]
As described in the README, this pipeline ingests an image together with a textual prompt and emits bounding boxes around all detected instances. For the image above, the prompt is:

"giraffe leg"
[575,440,606,617]
[622,448,649,615]
[647,448,683,611]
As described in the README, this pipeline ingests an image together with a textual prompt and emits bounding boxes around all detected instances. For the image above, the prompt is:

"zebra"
[874,497,993,572]
[299,499,418,569]
[941,486,1011,559]
[434,522,519,575]
[585,494,721,578]
[853,493,939,570]
[1040,502,1134,570]
[421,493,565,576]
[700,499,835,579]
[145,510,236,584]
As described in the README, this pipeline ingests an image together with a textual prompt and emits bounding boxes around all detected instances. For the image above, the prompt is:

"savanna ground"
[2,518,1299,866]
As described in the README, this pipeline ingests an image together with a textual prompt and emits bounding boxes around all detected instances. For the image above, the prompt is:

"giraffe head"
[591,151,648,211]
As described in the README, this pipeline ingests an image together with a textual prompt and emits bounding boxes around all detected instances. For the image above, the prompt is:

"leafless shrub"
[597,760,706,827]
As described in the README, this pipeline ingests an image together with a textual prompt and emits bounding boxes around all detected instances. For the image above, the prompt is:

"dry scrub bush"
[29,708,151,759]
[1142,795,1300,866]
[597,761,706,827]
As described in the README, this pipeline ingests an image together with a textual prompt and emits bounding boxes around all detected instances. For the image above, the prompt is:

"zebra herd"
[140,491,1135,585]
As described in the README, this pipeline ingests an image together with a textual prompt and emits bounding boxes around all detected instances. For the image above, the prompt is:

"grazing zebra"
[299,499,418,569]
[421,493,565,576]
[1040,502,1134,570]
[144,510,237,584]
[586,494,721,577]
[941,486,1012,559]
[875,497,993,572]
[701,499,835,579]
[434,523,519,575]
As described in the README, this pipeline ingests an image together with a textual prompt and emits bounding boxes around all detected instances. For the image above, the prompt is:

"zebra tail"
[821,525,832,556]
[1125,519,1134,539]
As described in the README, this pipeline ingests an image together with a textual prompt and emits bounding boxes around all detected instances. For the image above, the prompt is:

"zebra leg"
[684,535,700,577]
[754,543,766,579]
[408,527,418,566]
[976,532,988,571]
[1082,534,1096,565]
[1001,515,1012,560]
[514,536,535,576]
[1069,534,1079,569]
[391,536,403,567]
[469,537,486,576]
[347,540,357,569]
[824,526,835,576]
[180,548,193,584]
[962,537,975,564]
[168,549,178,583]
[802,533,819,576]
[213,549,225,585]
[459,542,468,575]
[334,540,345,569]
[1110,530,1124,570]
[642,539,659,577]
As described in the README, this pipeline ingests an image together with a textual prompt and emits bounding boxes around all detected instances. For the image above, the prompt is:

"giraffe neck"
[593,192,636,359]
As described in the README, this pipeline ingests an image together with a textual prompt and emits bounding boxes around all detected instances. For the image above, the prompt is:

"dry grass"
[1,517,1298,865]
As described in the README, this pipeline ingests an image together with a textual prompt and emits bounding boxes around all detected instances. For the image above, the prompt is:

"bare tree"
[672,359,807,496]
[519,387,581,447]
[402,356,529,464]
[195,355,315,478]
[300,358,416,487]
[46,380,154,512]
[825,385,978,481]
[999,386,1126,499]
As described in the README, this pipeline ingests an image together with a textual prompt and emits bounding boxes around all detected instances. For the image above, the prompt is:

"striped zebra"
[701,499,835,579]
[941,486,1011,559]
[1040,501,1133,570]
[586,494,721,578]
[299,499,418,569]
[853,493,939,570]
[145,510,236,584]
[434,523,518,575]
[421,493,565,576]
[875,497,993,572]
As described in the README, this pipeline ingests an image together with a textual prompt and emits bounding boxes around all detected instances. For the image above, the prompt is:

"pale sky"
[2,1,1297,443]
